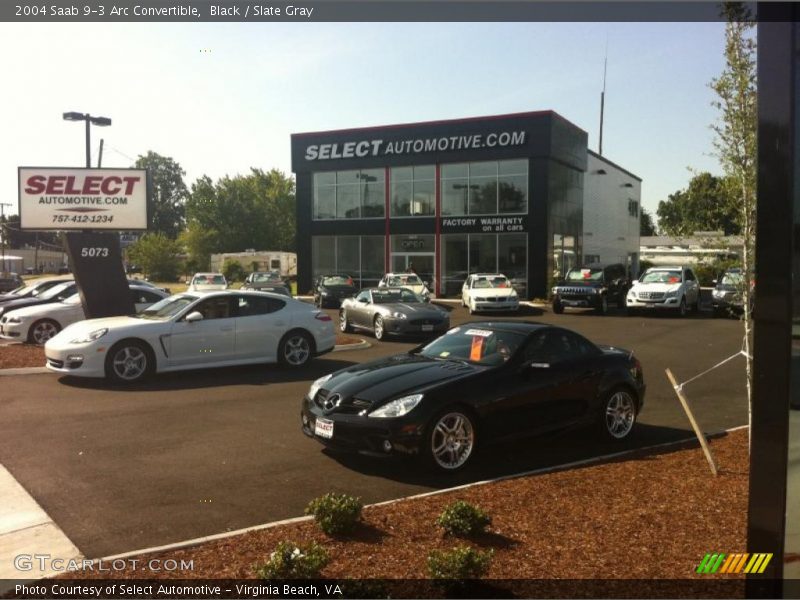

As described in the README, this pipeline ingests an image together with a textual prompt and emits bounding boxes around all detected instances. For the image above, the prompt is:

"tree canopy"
[640,208,657,236]
[134,151,188,239]
[656,172,740,236]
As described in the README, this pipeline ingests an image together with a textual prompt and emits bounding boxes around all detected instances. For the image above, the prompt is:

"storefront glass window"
[311,235,385,288]
[312,170,385,220]
[441,233,527,298]
[391,165,435,216]
[440,160,527,216]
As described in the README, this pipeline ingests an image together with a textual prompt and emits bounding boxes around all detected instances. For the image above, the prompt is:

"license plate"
[314,417,334,439]
[421,324,433,331]
[563,300,583,307]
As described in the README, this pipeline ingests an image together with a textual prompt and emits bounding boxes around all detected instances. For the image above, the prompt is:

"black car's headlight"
[320,291,329,296]
[368,394,423,418]
[308,374,332,399]
[391,312,408,319]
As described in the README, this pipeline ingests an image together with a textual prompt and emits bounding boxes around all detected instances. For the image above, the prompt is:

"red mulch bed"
[67,429,748,591]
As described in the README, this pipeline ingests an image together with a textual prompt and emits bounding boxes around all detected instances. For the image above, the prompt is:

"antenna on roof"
[599,37,608,156]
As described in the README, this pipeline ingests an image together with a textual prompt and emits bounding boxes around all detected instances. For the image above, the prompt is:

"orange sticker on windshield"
[668,277,680,283]
[470,336,484,361]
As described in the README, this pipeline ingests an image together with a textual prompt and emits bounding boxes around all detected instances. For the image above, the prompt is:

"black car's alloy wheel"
[596,296,608,315]
[602,389,637,440]
[427,410,476,471]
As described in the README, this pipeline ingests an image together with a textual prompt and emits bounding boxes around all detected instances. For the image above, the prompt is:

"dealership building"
[291,110,641,298]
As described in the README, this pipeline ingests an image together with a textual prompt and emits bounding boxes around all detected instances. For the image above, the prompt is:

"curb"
[86,424,748,567]
[0,366,48,376]
[332,340,371,352]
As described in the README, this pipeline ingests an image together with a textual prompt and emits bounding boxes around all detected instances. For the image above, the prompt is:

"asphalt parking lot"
[0,304,747,558]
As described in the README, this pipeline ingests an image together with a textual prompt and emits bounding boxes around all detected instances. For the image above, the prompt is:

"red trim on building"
[291,110,587,139]
[384,167,390,272]
[435,164,441,297]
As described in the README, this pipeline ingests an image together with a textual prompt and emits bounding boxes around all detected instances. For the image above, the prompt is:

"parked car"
[1,285,169,345]
[711,268,753,317]
[461,273,520,315]
[44,290,336,384]
[302,322,645,472]
[551,263,630,315]
[0,276,73,305]
[313,274,358,308]
[187,273,228,292]
[0,273,24,294]
[339,287,450,340]
[242,272,290,294]
[626,266,700,317]
[379,273,431,301]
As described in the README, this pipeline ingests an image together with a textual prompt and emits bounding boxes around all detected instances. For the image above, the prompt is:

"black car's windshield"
[39,282,75,300]
[388,274,422,286]
[566,268,603,282]
[372,288,421,304]
[419,327,526,366]
[322,276,353,286]
[135,295,195,319]
[641,270,682,284]
[253,273,282,283]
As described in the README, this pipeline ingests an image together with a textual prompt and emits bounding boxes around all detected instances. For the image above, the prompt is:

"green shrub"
[436,500,491,537]
[427,546,494,580]
[222,259,246,282]
[254,541,328,579]
[305,492,363,535]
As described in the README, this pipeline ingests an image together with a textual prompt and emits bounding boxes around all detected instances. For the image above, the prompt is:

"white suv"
[626,266,700,317]
[461,273,519,315]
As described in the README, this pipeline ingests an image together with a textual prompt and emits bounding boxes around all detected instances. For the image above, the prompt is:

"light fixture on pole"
[62,112,112,168]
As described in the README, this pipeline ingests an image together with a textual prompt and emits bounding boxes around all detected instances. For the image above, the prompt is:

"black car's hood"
[0,297,54,313]
[326,353,483,404]
[556,280,603,288]
[0,293,27,304]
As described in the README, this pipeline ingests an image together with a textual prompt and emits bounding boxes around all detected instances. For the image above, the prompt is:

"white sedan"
[0,285,168,345]
[461,273,520,314]
[187,272,228,292]
[44,290,336,384]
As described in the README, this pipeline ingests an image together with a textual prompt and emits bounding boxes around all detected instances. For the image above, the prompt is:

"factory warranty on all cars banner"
[18,167,149,230]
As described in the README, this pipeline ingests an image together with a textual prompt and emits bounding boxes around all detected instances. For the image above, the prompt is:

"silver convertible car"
[339,287,450,340]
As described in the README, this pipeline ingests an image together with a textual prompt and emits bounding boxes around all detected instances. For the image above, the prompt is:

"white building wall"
[582,152,642,276]
[210,251,297,276]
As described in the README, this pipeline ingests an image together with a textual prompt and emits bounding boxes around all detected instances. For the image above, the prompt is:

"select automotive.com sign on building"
[18,167,149,230]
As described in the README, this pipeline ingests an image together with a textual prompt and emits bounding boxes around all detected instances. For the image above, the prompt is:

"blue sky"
[0,21,727,218]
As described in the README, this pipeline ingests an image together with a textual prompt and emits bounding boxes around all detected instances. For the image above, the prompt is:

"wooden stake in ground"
[665,368,718,476]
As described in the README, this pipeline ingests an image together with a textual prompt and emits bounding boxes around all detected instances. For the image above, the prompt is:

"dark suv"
[551,263,630,315]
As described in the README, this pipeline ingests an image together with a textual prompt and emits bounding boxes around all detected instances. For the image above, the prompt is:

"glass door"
[390,253,436,295]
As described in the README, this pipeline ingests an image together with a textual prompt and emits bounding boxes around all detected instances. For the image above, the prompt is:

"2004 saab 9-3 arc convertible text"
[44,290,336,384]
[302,322,646,472]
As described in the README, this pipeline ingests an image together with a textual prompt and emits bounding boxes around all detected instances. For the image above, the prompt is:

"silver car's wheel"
[107,342,150,383]
[603,390,637,440]
[29,319,60,345]
[374,315,385,340]
[280,332,312,367]
[428,411,476,471]
[678,298,687,317]
[339,310,352,333]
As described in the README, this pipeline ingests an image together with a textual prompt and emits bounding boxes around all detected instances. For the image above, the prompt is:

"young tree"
[709,3,756,442]
[640,207,658,236]
[656,172,739,236]
[127,233,182,282]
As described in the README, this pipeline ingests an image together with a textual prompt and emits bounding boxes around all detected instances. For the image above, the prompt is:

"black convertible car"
[302,322,646,472]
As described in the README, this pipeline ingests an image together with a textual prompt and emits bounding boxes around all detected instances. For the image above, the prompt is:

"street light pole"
[85,117,91,167]
[62,112,112,168]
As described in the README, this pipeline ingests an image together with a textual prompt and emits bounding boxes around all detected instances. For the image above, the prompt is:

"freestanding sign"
[17,167,149,319]
[18,167,148,230]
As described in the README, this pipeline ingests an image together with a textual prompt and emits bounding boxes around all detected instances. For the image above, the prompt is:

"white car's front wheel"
[105,340,153,384]
[279,331,313,368]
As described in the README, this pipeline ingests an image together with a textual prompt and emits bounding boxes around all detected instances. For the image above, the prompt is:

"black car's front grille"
[558,286,595,296]
[315,390,371,414]
[47,358,64,369]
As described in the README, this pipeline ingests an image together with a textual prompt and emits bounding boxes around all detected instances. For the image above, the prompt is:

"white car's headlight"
[712,289,723,298]
[6,316,22,324]
[391,312,408,319]
[551,287,558,295]
[69,328,108,344]
[368,394,423,418]
[321,291,329,296]
[665,290,679,298]
[308,374,332,399]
